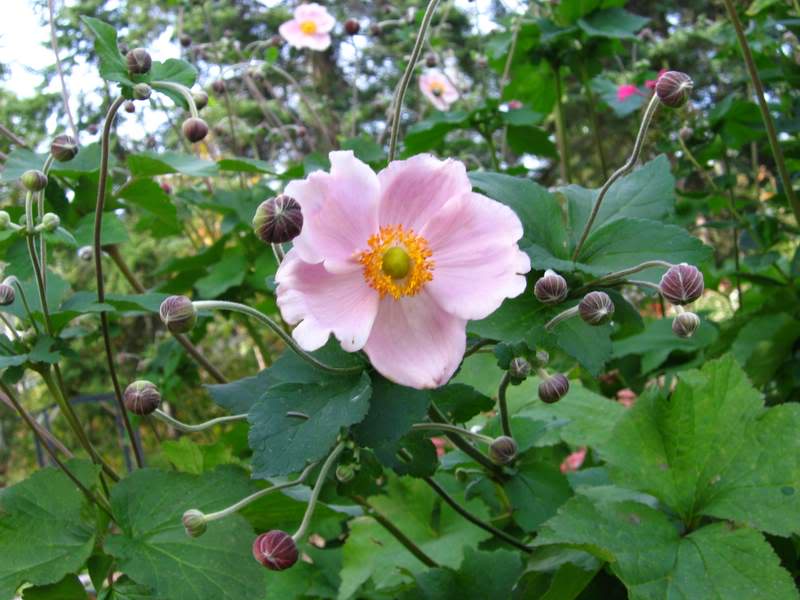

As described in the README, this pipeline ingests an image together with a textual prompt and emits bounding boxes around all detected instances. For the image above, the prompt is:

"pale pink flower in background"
[616,388,637,408]
[419,70,460,111]
[560,447,587,474]
[278,3,335,51]
[275,151,530,389]
[431,437,447,457]
[645,68,669,89]
[616,83,640,102]
[507,99,523,110]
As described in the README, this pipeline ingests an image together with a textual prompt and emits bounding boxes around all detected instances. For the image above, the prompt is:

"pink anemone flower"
[279,3,335,51]
[560,447,588,474]
[275,152,530,389]
[419,70,460,111]
[616,83,641,103]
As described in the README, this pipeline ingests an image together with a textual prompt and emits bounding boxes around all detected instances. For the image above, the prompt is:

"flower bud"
[253,195,303,244]
[534,269,568,305]
[193,90,209,111]
[21,170,48,192]
[0,211,11,229]
[336,463,356,483]
[425,53,437,68]
[87,123,99,135]
[50,134,78,162]
[369,23,383,36]
[659,263,704,305]
[535,350,550,366]
[211,80,226,95]
[655,71,693,108]
[41,213,60,232]
[508,357,531,385]
[252,530,298,571]
[133,83,152,101]
[159,295,197,333]
[679,126,693,141]
[0,283,15,306]
[160,181,172,195]
[77,246,93,261]
[344,18,360,35]
[123,380,161,415]
[579,291,615,326]
[489,436,518,465]
[126,47,152,75]
[538,373,569,404]
[179,34,192,48]
[672,311,700,338]
[124,100,136,114]
[182,117,209,143]
[182,509,208,537]
[269,34,283,47]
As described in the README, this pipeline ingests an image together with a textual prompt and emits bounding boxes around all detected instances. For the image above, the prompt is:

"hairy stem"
[544,305,579,332]
[152,409,247,433]
[292,441,345,541]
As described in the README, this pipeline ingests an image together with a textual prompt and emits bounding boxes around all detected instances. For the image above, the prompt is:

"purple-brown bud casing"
[123,380,161,415]
[182,118,209,143]
[655,71,693,108]
[579,291,615,326]
[538,373,569,404]
[659,263,704,305]
[534,270,568,304]
[159,295,197,334]
[252,530,298,571]
[51,134,78,162]
[489,436,518,465]
[126,48,152,75]
[672,311,701,338]
[253,195,303,244]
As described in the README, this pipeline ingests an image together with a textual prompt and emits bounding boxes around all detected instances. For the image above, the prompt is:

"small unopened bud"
[679,126,693,141]
[123,380,161,415]
[0,211,11,229]
[252,530,298,571]
[344,18,360,35]
[489,436,518,465]
[508,357,531,385]
[159,295,197,333]
[126,47,152,75]
[133,83,152,101]
[87,123,99,135]
[369,23,383,36]
[535,350,550,366]
[182,117,209,143]
[253,195,303,244]
[211,80,226,94]
[193,90,209,111]
[124,100,136,114]
[336,463,356,483]
[659,263,704,305]
[21,170,48,192]
[579,291,615,326]
[77,246,93,261]
[655,71,693,108]
[425,53,437,68]
[269,34,282,47]
[51,134,78,162]
[182,509,208,537]
[672,311,701,338]
[179,33,192,47]
[0,283,15,306]
[40,213,60,232]
[160,181,172,195]
[538,373,570,404]
[534,269,568,304]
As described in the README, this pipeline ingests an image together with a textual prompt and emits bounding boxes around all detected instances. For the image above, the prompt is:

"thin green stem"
[411,422,493,445]
[496,372,513,438]
[38,155,55,296]
[580,63,608,180]
[625,279,663,294]
[428,403,501,475]
[580,260,674,290]
[552,62,571,183]
[463,338,495,358]
[388,0,441,161]
[483,129,501,170]
[151,81,199,118]
[544,305,579,332]
[192,301,362,375]
[292,441,345,542]
[10,278,40,335]
[94,95,145,469]
[0,313,20,341]
[152,409,247,433]
[721,0,800,225]
[571,93,660,261]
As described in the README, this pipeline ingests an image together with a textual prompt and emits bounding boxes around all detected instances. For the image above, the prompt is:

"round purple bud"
[538,373,570,404]
[659,263,704,305]
[124,101,136,114]
[508,357,531,385]
[180,34,192,48]
[51,134,78,162]
[0,283,15,306]
[182,117,209,143]
[123,380,161,415]
[672,311,701,339]
[489,436,518,465]
[655,71,693,108]
[211,80,226,95]
[344,18,360,35]
[253,195,303,244]
[252,531,298,571]
[579,291,615,326]
[126,48,152,75]
[159,295,197,334]
[534,269,568,305]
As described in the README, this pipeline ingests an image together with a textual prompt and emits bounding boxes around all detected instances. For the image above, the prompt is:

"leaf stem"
[580,260,674,290]
[388,0,441,161]
[571,93,660,261]
[292,441,345,542]
[496,372,513,438]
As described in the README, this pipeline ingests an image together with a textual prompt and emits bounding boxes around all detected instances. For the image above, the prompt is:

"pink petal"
[286,150,379,272]
[303,33,332,51]
[276,249,379,352]
[376,154,471,232]
[363,291,466,389]
[279,20,307,48]
[422,191,530,320]
[616,84,639,102]
[295,3,336,32]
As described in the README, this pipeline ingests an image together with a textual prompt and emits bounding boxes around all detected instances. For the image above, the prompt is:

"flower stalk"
[292,441,345,542]
[152,409,247,433]
[411,422,493,445]
[496,372,513,438]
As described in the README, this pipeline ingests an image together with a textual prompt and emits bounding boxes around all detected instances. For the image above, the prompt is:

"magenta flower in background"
[278,3,335,51]
[275,152,530,389]
[560,448,588,474]
[419,70,460,111]
[507,99,523,110]
[616,83,640,103]
[645,68,669,89]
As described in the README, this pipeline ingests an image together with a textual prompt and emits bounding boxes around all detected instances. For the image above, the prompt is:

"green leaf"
[248,368,371,478]
[430,383,493,423]
[612,317,718,372]
[577,8,648,39]
[194,247,248,297]
[73,212,129,247]
[98,576,161,600]
[403,111,470,155]
[746,0,781,15]
[217,157,276,174]
[205,370,273,413]
[22,574,88,600]
[104,467,266,600]
[128,151,218,178]
[415,548,524,600]
[340,137,386,164]
[82,17,132,85]
[0,465,97,599]
[151,60,198,105]
[338,475,493,598]
[117,179,181,238]
[590,77,645,117]
[600,356,800,536]
[730,313,800,386]
[536,494,798,600]
[0,149,47,182]
[504,460,572,531]
[161,437,206,474]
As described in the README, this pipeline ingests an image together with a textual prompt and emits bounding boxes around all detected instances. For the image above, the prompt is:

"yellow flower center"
[429,82,444,97]
[359,225,434,299]
[300,20,318,35]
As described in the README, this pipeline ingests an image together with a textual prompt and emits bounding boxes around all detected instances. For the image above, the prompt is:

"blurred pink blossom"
[431,437,447,457]
[617,388,637,408]
[616,84,640,102]
[278,3,335,51]
[275,152,530,388]
[560,448,587,473]
[645,68,669,89]
[419,70,460,111]
[507,99,523,110]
